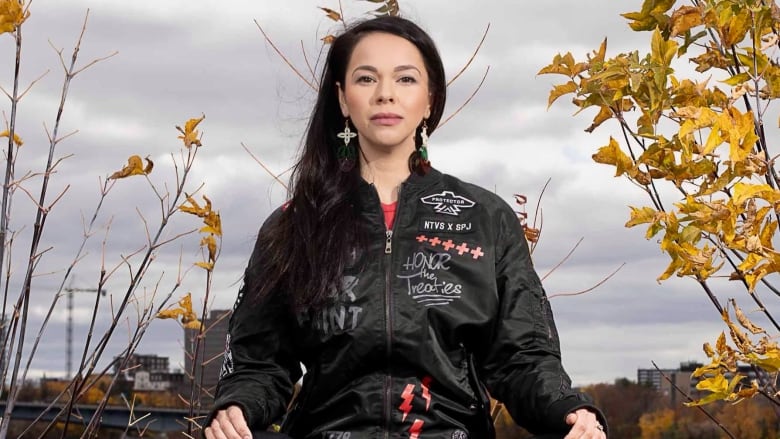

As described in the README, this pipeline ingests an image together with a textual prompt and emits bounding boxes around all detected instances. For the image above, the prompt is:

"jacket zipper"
[382,183,404,439]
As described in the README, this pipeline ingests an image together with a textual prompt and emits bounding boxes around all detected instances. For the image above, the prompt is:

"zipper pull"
[385,230,393,254]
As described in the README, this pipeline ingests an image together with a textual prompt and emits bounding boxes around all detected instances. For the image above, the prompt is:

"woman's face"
[338,32,431,158]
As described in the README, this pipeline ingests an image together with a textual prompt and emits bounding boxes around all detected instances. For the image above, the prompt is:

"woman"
[204,15,608,439]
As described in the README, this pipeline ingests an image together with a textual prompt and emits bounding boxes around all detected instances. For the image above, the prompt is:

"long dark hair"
[250,15,447,310]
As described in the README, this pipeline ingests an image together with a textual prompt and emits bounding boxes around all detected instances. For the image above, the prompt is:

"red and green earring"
[419,120,431,171]
[337,118,357,172]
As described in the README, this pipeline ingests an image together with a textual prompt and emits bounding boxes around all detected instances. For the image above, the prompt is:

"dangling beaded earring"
[418,120,431,172]
[337,118,357,172]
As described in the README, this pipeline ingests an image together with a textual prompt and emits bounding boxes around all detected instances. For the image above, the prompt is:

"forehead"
[347,32,426,71]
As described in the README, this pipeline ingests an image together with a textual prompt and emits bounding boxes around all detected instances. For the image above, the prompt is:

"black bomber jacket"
[209,168,608,438]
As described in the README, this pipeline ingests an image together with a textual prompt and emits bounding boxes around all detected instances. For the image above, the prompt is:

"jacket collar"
[357,167,443,193]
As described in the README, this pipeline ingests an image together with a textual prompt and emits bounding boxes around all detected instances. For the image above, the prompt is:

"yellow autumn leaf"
[538,52,577,77]
[721,72,751,87]
[108,155,153,179]
[319,6,341,21]
[733,380,759,400]
[176,114,204,148]
[687,372,747,406]
[201,234,217,261]
[585,106,613,133]
[703,341,714,357]
[590,38,607,65]
[676,106,718,138]
[183,319,203,330]
[181,194,222,236]
[747,348,780,372]
[179,194,211,217]
[696,373,728,394]
[0,0,29,34]
[650,27,679,68]
[691,357,721,378]
[195,261,214,271]
[621,0,675,31]
[547,81,577,109]
[592,137,634,177]
[321,34,336,45]
[157,292,202,328]
[731,182,776,207]
[716,331,728,355]
[625,206,659,228]
[721,107,758,164]
[157,308,183,320]
[144,157,154,174]
[200,216,221,236]
[0,129,22,146]
[720,6,751,47]
[670,5,703,37]
[730,298,765,335]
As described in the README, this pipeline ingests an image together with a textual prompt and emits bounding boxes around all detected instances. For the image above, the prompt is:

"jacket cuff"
[547,398,609,436]
[202,396,267,437]
[202,401,244,438]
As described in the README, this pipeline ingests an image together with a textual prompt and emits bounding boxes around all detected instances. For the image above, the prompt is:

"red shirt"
[381,201,398,230]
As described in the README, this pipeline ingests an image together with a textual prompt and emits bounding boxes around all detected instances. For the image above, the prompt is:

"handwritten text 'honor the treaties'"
[397,251,462,306]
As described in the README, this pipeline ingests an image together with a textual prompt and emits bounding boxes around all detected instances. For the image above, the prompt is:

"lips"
[370,113,403,126]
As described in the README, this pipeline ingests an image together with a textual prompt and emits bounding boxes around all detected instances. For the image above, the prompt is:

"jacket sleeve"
[205,210,303,431]
[479,201,608,435]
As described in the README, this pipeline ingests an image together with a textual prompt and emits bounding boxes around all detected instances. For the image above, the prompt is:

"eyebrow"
[352,65,422,75]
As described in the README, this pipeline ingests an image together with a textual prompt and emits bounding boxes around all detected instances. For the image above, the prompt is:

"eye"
[399,76,417,84]
[356,75,376,84]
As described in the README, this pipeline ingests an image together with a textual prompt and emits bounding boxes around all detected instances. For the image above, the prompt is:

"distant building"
[184,309,231,408]
[638,361,702,405]
[637,360,768,407]
[114,353,170,377]
[113,353,180,392]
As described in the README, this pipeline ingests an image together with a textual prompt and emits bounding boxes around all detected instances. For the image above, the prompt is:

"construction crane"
[63,287,106,379]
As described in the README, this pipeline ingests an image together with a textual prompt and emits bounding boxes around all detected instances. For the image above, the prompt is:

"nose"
[374,80,395,104]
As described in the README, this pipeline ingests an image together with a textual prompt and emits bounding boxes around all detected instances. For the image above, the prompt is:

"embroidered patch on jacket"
[420,191,476,216]
[416,235,485,260]
[418,218,474,234]
[398,376,433,438]
[451,430,468,439]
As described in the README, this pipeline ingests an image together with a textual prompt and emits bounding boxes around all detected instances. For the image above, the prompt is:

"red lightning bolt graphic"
[421,376,432,411]
[399,384,415,422]
[409,419,425,439]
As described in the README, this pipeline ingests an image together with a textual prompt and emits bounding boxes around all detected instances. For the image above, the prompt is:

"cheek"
[409,92,430,115]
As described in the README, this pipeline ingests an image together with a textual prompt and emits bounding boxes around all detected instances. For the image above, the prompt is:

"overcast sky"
[1,0,769,389]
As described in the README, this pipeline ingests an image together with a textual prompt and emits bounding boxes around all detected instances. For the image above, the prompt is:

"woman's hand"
[204,405,252,439]
[563,408,606,438]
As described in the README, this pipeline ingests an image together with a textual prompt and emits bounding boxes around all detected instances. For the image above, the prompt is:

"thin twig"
[447,23,490,87]
[241,142,290,191]
[541,237,583,281]
[0,5,24,417]
[438,65,490,128]
[17,69,50,100]
[254,19,317,91]
[301,40,319,88]
[71,51,118,77]
[548,263,625,298]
